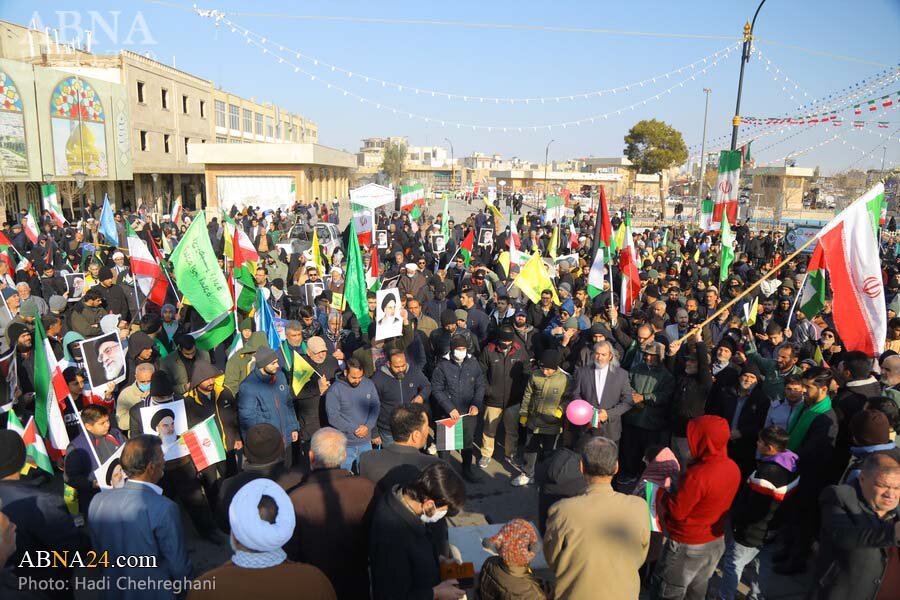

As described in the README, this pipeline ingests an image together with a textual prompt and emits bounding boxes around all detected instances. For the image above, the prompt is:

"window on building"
[216,135,227,143]
[164,134,171,153]
[161,88,169,109]
[184,137,190,155]
[199,100,206,118]
[265,116,274,139]
[243,109,253,133]
[140,131,148,151]
[229,104,240,130]
[215,100,226,127]
[136,81,145,103]
[255,112,263,135]
[182,95,189,114]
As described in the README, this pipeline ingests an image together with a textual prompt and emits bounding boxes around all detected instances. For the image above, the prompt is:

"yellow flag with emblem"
[311,229,325,275]
[498,251,511,278]
[289,350,317,395]
[483,197,503,224]
[513,252,561,305]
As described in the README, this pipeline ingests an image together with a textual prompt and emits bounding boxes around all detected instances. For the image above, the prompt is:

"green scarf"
[787,396,831,451]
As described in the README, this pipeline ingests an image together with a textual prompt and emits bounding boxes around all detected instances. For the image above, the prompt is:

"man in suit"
[88,435,192,599]
[572,340,634,444]
[358,404,441,495]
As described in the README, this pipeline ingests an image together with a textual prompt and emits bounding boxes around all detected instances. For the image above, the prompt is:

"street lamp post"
[699,88,712,199]
[730,0,767,151]
[443,138,454,196]
[544,139,555,200]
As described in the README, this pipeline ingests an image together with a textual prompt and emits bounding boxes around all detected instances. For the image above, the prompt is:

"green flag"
[719,212,734,282]
[345,221,371,334]
[170,211,233,322]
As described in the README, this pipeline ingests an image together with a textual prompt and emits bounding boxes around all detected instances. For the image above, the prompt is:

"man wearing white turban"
[188,478,336,600]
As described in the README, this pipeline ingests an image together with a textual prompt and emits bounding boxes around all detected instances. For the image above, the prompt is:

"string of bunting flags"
[203,10,739,105]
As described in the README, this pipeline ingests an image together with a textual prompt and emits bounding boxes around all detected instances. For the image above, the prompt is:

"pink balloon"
[566,399,594,426]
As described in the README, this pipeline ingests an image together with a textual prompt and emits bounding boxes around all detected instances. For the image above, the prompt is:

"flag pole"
[785,270,809,332]
[130,269,143,320]
[674,233,819,345]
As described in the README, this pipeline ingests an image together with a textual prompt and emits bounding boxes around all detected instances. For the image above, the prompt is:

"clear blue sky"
[6,0,900,173]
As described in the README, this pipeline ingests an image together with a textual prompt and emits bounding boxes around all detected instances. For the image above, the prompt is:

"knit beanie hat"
[243,423,285,465]
[254,346,279,369]
[19,299,38,318]
[149,370,175,397]
[49,295,67,312]
[6,322,28,346]
[440,309,457,327]
[482,519,539,567]
[850,409,891,447]
[0,430,25,478]
[540,349,562,370]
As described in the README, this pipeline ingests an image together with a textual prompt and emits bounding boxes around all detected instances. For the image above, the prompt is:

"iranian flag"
[459,229,475,267]
[170,199,182,224]
[883,95,894,108]
[41,184,67,227]
[618,212,641,315]
[32,317,70,459]
[126,222,168,306]
[740,141,752,165]
[587,186,615,298]
[868,100,877,112]
[400,183,425,217]
[23,206,39,244]
[222,213,260,266]
[436,415,475,451]
[816,183,886,357]
[352,202,373,248]
[644,481,663,533]
[796,245,826,318]
[713,150,741,226]
[699,196,714,232]
[7,412,54,474]
[546,195,566,222]
[0,231,16,273]
[183,415,227,471]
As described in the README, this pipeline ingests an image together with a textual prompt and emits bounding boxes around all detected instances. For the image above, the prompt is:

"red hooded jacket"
[662,415,741,544]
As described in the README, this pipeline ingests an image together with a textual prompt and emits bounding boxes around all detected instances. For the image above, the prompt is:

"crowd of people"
[0,194,898,600]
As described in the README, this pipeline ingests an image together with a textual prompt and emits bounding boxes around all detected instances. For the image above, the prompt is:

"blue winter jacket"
[325,374,380,446]
[238,368,300,447]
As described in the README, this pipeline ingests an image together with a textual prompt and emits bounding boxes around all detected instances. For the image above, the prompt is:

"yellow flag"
[290,351,317,395]
[513,253,561,305]
[813,345,824,366]
[693,248,700,262]
[498,251,511,277]
[311,229,324,275]
[549,225,559,260]
[614,222,626,250]
[743,296,759,327]
[483,197,503,223]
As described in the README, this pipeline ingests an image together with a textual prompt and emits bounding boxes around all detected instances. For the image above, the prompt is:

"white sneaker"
[510,474,533,487]
[477,457,492,469]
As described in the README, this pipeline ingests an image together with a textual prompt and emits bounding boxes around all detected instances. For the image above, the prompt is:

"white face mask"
[420,507,448,524]
[453,349,467,362]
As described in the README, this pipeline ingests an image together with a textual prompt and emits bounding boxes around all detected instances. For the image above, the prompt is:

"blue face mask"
[137,382,151,392]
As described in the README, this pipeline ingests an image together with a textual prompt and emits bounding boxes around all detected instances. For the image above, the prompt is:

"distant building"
[745,166,816,215]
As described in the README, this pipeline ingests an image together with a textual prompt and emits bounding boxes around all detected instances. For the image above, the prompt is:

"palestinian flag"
[0,231,16,273]
[229,220,257,314]
[713,150,741,226]
[41,184,67,227]
[126,222,168,306]
[644,481,663,533]
[816,184,886,356]
[719,213,735,282]
[883,95,894,109]
[32,317,70,459]
[190,312,235,351]
[222,212,260,265]
[587,186,615,298]
[699,197,716,231]
[459,230,475,267]
[618,212,641,315]
[545,195,566,222]
[367,247,381,292]
[436,415,475,451]
[7,412,54,474]
[183,415,227,471]
[23,206,39,244]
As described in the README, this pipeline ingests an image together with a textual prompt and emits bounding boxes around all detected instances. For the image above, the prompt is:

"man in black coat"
[829,351,884,484]
[370,349,431,445]
[707,362,770,480]
[810,452,900,600]
[359,404,442,495]
[666,334,713,468]
[571,340,634,445]
[94,266,131,322]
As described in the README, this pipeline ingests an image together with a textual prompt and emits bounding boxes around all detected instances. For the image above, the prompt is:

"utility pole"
[730,1,767,151]
[699,88,711,199]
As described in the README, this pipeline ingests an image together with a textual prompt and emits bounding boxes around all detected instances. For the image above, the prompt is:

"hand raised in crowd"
[668,339,682,357]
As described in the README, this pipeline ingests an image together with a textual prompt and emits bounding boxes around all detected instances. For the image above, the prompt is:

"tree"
[381,142,407,189]
[624,119,688,219]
